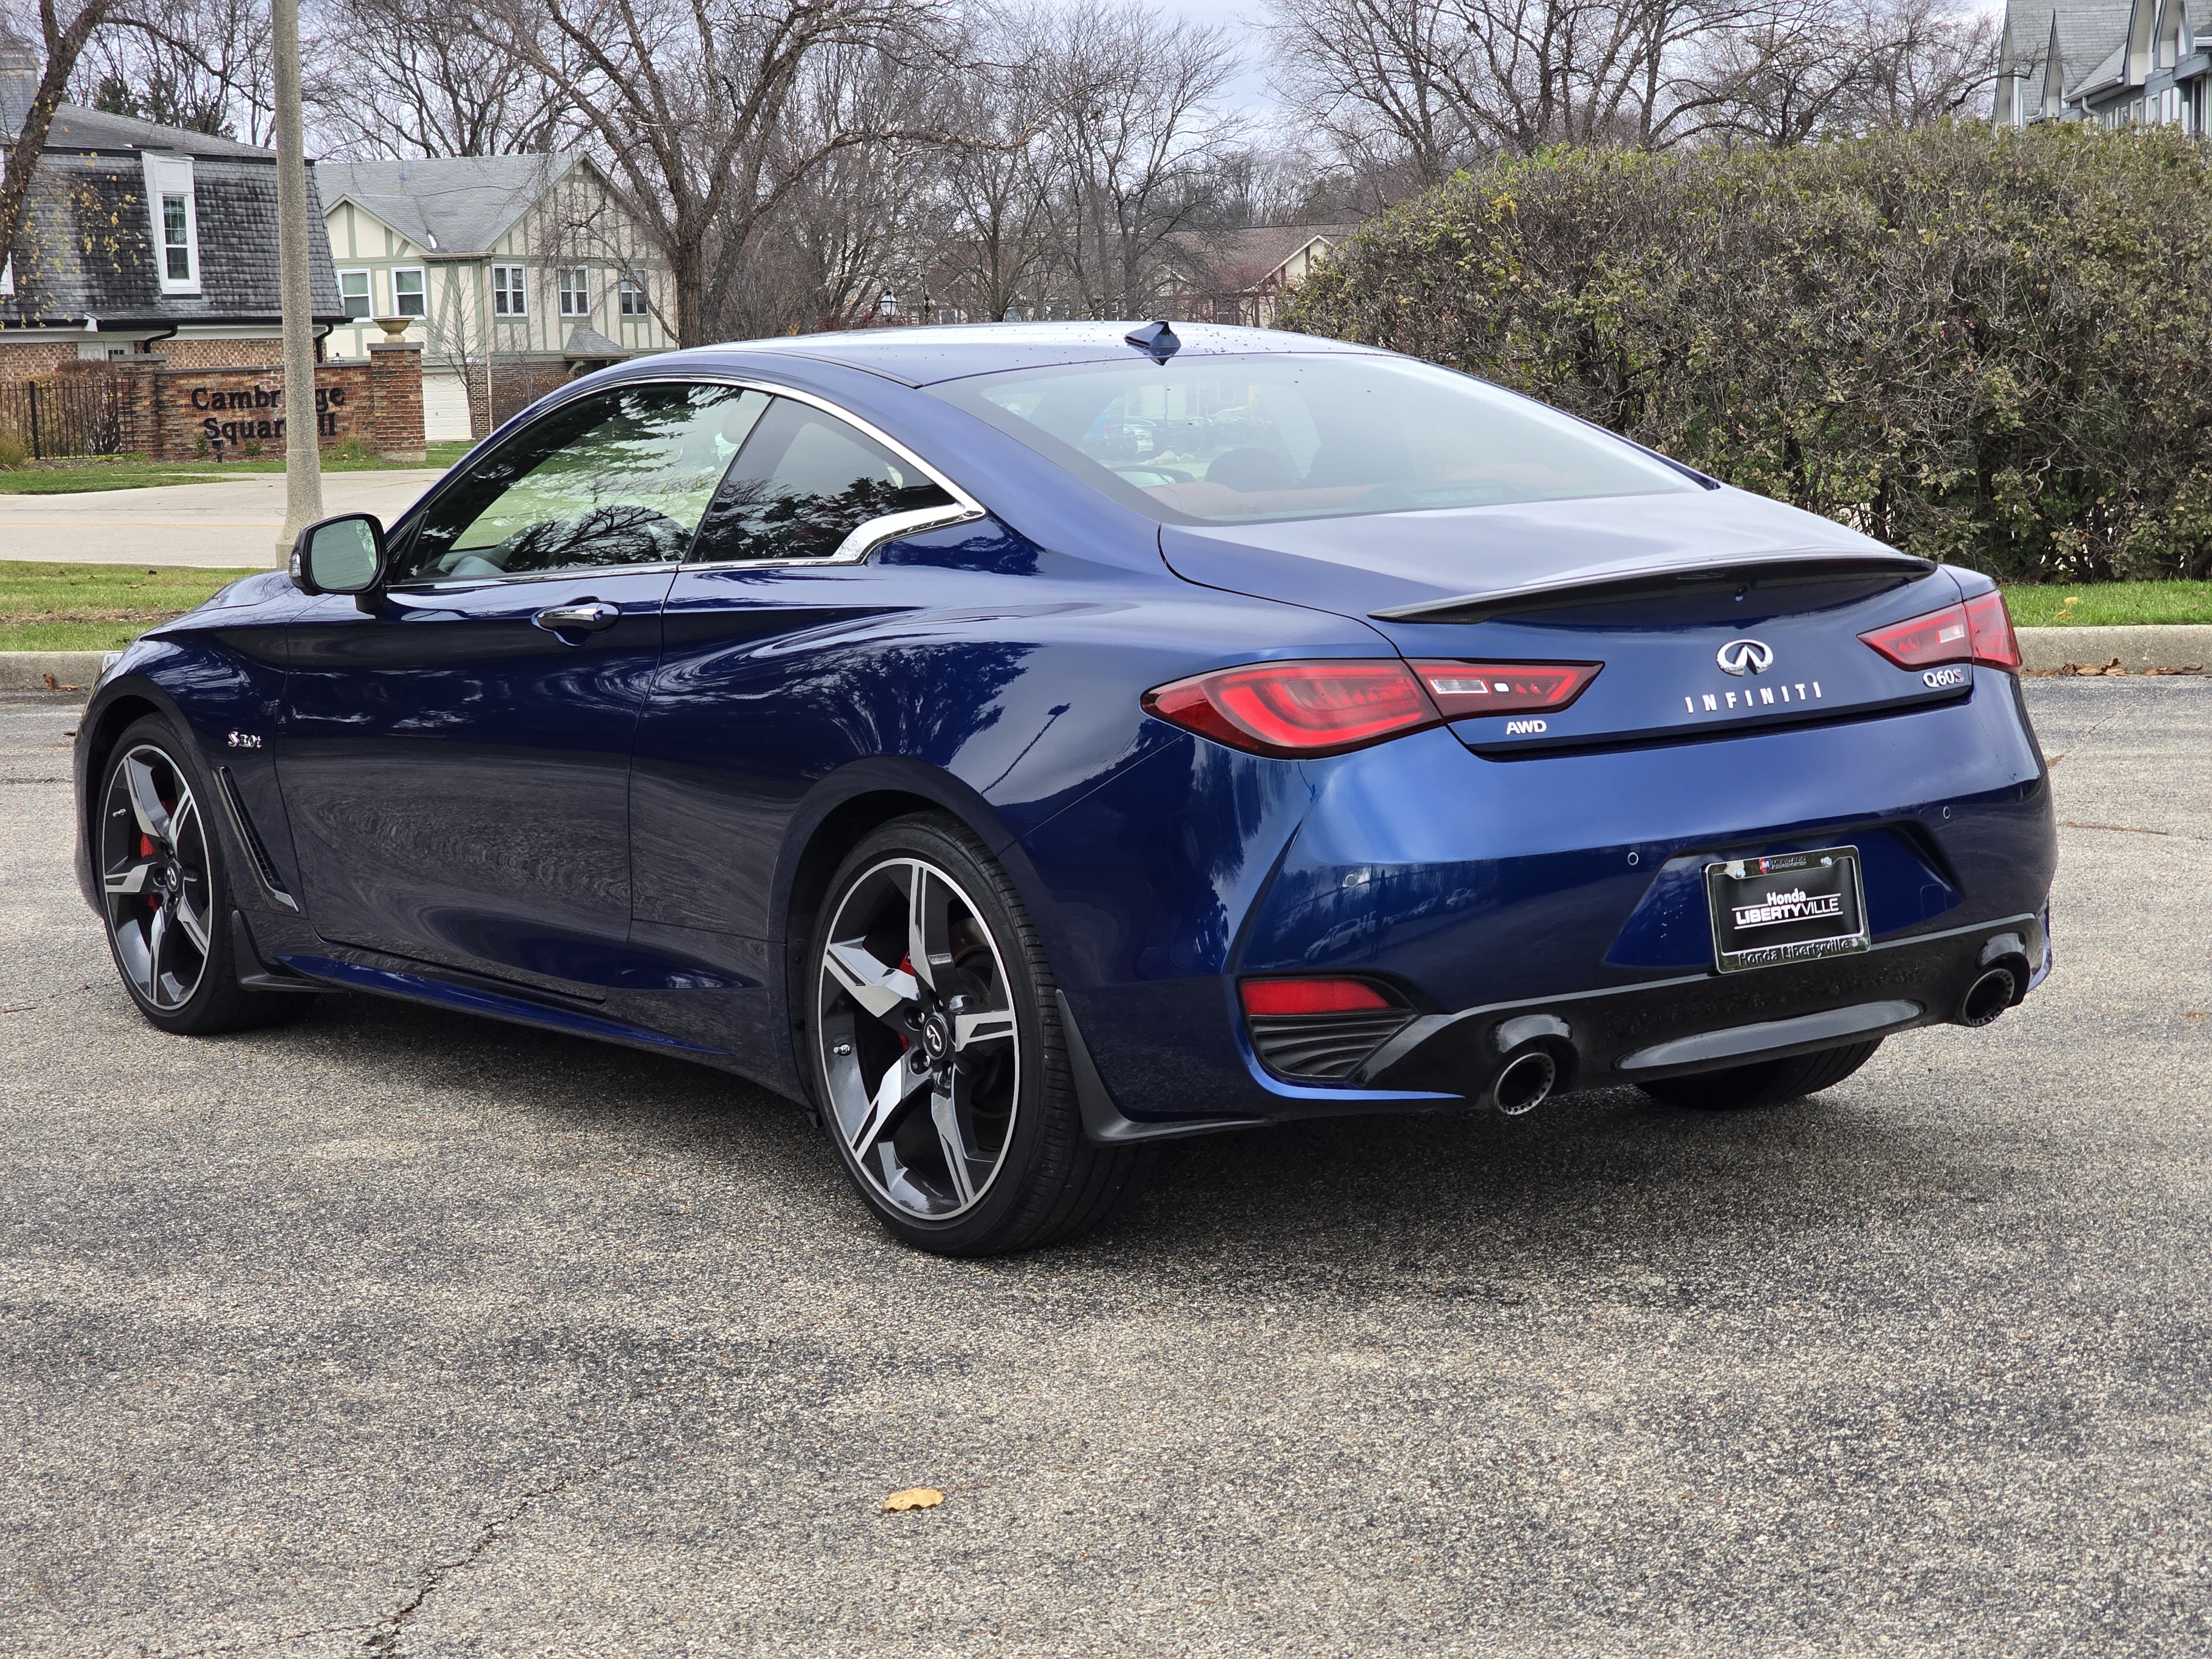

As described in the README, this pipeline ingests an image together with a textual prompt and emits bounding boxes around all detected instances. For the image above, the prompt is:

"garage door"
[422,373,474,442]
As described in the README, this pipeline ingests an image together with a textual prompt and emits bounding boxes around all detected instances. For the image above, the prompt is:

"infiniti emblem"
[1716,638,1776,676]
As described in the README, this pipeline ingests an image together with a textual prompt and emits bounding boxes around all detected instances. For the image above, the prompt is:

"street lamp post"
[271,0,323,564]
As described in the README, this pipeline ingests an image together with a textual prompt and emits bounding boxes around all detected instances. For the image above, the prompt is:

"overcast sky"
[1173,0,1284,124]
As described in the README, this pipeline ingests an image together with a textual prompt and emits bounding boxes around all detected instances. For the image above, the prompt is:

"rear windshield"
[925,352,1696,525]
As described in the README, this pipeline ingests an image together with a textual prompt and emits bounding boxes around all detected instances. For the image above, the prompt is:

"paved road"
[2,682,2206,1657]
[0,471,448,568]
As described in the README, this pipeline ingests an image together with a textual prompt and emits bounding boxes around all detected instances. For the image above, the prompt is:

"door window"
[399,383,769,581]
[687,395,955,563]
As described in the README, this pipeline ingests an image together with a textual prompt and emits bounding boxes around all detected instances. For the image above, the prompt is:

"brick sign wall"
[152,343,425,463]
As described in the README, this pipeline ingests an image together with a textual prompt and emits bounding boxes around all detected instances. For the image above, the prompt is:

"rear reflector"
[1859,591,2021,673]
[1412,660,1602,717]
[1241,977,1396,1016]
[1143,660,1440,756]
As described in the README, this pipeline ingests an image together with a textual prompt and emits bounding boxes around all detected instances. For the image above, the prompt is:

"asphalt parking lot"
[2,680,2207,1657]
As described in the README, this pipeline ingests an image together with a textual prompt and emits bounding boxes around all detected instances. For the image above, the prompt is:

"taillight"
[1241,977,1397,1016]
[1859,591,2021,673]
[1961,589,2021,671]
[1142,660,1440,756]
[1144,658,1606,755]
[1411,660,1602,716]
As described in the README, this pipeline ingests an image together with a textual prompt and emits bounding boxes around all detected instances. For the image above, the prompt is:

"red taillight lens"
[1142,660,1440,756]
[1962,589,2021,671]
[1860,591,2020,673]
[1241,977,1396,1016]
[1411,660,1603,716]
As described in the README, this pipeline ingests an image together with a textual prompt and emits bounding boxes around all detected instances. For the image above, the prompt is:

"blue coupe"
[73,322,2056,1253]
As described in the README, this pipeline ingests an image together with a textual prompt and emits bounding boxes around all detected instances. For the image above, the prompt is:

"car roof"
[668,321,1386,388]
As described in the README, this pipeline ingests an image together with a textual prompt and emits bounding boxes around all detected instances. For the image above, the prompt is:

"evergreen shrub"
[1282,124,2212,581]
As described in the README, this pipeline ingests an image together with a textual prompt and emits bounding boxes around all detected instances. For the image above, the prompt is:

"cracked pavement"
[1,680,2208,1657]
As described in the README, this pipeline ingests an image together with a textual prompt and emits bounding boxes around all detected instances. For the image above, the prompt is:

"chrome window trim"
[394,374,987,592]
[385,559,682,597]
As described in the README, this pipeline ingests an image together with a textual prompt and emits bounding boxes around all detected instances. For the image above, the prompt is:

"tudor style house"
[0,41,344,379]
[1995,0,2209,129]
[318,151,674,439]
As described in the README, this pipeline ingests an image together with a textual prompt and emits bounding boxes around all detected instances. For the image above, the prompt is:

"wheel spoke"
[171,890,211,954]
[103,859,157,896]
[849,1050,930,1156]
[823,940,916,1021]
[122,755,173,842]
[931,1071,986,1208]
[145,904,173,1000]
[905,862,954,997]
[952,1006,1015,1052]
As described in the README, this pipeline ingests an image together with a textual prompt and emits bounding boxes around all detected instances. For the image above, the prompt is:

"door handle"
[532,599,620,637]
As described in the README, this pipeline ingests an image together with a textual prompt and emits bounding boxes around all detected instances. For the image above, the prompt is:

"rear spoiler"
[1369,550,1937,625]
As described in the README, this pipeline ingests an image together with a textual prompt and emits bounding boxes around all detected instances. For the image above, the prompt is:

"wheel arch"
[771,757,1061,1105]
[74,684,185,909]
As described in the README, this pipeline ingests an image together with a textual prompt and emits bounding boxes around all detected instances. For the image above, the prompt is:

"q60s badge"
[1922,666,1968,689]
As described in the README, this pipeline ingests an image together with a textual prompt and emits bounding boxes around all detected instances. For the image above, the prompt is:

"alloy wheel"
[815,856,1021,1220]
[100,743,214,1012]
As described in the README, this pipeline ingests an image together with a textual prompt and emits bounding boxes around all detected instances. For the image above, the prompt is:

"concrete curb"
[2016,624,2209,673]
[0,651,104,692]
[1,625,2204,696]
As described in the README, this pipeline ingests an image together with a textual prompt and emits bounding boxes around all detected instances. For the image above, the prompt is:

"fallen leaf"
[881,1487,944,1512]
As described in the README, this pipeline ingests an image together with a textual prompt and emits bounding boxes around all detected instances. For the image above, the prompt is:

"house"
[318,152,675,439]
[1162,225,1359,328]
[1994,0,2206,129]
[0,39,344,379]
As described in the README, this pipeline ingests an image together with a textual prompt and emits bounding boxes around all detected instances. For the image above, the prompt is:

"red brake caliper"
[139,833,159,910]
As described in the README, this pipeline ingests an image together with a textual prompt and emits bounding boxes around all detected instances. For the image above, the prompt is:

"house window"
[493,264,526,316]
[339,269,371,320]
[141,152,199,295]
[619,274,647,317]
[393,267,426,318]
[558,267,589,316]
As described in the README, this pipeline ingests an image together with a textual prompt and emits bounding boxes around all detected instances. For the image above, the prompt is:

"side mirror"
[290,513,386,607]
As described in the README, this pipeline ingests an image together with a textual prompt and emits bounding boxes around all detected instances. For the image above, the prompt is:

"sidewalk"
[0,469,448,568]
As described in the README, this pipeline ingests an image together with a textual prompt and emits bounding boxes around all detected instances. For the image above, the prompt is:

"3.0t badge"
[1716,638,1776,676]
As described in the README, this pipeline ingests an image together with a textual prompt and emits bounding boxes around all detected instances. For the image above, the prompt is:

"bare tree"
[1043,2,1244,319]
[1849,0,1998,128]
[1270,0,1483,196]
[1672,0,1996,144]
[76,0,271,140]
[302,0,574,157]
[466,0,953,346]
[927,13,1058,324]
[0,1,122,280]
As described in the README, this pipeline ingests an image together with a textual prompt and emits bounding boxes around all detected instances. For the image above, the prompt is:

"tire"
[1636,1039,1882,1112]
[93,715,314,1037]
[805,812,1154,1255]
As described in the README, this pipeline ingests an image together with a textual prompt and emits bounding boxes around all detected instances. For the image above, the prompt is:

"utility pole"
[271,0,322,564]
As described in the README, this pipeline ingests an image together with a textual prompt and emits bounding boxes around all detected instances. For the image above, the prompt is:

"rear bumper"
[1357,909,2045,1101]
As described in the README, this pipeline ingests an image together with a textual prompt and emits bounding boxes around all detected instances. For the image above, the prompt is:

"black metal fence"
[0,372,131,458]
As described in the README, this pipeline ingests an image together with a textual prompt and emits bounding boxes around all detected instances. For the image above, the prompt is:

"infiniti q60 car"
[74,322,2056,1254]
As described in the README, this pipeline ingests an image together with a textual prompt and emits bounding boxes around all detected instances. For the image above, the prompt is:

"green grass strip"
[0,561,260,651]
[2001,581,2212,628]
[0,440,471,494]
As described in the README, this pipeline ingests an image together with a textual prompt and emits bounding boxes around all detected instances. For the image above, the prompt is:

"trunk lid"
[1159,489,1974,754]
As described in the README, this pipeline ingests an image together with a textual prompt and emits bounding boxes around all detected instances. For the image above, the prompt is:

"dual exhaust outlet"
[1475,938,2030,1117]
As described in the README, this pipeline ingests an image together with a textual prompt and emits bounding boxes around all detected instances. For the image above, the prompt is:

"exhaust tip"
[1958,967,2017,1029]
[1493,1050,1557,1116]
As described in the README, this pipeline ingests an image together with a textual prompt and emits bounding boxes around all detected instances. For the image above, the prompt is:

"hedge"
[1280,124,2212,583]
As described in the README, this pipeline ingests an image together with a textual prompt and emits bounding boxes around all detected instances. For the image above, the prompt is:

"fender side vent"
[1249,1010,1414,1081]
[216,765,300,913]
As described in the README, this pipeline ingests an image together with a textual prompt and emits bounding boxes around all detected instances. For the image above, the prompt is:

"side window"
[398,383,768,582]
[688,396,956,564]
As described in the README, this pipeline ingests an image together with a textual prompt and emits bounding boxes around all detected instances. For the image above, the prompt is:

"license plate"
[1704,846,1870,973]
